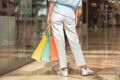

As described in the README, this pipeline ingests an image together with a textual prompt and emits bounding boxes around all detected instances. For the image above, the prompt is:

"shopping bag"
[50,36,59,61]
[31,27,50,61]
[31,35,47,61]
[41,35,50,61]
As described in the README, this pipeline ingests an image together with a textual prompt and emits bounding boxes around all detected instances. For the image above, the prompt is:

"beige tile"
[0,54,119,80]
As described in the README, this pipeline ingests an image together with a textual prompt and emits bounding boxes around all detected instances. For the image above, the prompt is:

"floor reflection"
[0,57,119,80]
[0,28,120,80]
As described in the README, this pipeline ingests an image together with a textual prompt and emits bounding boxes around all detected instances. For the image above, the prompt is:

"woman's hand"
[75,17,79,26]
[47,15,51,26]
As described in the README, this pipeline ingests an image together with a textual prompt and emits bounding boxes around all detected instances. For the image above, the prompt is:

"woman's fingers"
[75,18,78,26]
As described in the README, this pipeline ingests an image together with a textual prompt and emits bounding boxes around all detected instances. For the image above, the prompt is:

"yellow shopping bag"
[31,27,50,61]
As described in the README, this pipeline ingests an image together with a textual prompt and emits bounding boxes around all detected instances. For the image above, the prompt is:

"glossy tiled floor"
[0,28,120,80]
[0,52,119,80]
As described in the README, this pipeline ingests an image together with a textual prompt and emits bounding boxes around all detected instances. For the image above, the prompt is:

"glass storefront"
[0,0,47,75]
[0,0,120,78]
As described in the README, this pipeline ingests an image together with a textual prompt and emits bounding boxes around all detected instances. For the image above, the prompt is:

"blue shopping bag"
[41,35,50,61]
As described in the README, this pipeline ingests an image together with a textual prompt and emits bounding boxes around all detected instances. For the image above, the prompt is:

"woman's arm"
[76,7,82,19]
[75,7,82,26]
[47,2,55,25]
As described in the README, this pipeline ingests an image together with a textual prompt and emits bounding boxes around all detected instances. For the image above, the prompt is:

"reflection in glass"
[0,0,47,75]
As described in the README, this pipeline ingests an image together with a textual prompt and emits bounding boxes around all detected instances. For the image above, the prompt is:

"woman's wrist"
[47,12,51,18]
[75,15,79,20]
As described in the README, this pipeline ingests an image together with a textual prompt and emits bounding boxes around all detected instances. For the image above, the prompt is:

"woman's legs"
[51,12,68,68]
[51,12,93,76]
[63,17,94,76]
[64,17,86,67]
[51,12,86,68]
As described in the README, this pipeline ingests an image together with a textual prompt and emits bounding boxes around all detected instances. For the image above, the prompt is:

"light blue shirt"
[48,0,82,19]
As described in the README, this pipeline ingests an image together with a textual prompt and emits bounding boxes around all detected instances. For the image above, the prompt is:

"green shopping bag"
[41,35,50,61]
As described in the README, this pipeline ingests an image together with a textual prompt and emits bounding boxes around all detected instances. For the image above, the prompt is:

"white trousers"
[51,12,86,68]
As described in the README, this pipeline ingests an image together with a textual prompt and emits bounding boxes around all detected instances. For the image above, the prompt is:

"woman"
[47,0,94,76]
